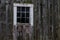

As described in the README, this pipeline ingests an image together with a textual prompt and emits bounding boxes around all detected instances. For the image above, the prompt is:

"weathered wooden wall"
[57,0,60,40]
[0,0,60,40]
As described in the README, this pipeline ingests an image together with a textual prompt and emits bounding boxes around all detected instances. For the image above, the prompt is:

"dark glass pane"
[21,18,25,23]
[17,7,21,11]
[22,7,25,12]
[17,18,20,22]
[26,7,30,12]
[25,18,29,23]
[26,13,29,17]
[17,11,20,13]
[17,13,20,17]
[22,13,25,17]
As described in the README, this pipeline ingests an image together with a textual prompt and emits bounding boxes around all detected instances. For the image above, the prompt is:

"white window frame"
[13,3,34,26]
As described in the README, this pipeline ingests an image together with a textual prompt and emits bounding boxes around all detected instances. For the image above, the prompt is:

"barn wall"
[57,0,60,40]
[0,0,60,40]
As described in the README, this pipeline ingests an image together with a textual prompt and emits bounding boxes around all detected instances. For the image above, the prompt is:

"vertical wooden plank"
[57,0,60,40]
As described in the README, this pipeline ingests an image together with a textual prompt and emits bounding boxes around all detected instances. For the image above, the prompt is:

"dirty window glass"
[17,7,30,23]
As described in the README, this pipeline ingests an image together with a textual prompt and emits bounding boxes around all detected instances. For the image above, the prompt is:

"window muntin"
[17,7,30,23]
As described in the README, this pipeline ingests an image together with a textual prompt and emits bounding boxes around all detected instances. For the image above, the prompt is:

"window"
[13,3,33,26]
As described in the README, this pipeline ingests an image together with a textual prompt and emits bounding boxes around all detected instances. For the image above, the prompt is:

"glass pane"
[17,7,21,11]
[26,13,29,17]
[22,13,25,17]
[21,18,25,23]
[22,7,25,12]
[17,18,20,22]
[26,7,30,12]
[25,18,29,23]
[17,7,22,13]
[17,13,20,17]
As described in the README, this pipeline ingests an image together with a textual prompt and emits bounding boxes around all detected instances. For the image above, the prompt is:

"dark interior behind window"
[17,7,30,23]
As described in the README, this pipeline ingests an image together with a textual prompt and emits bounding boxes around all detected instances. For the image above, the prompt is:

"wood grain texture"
[0,0,59,40]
